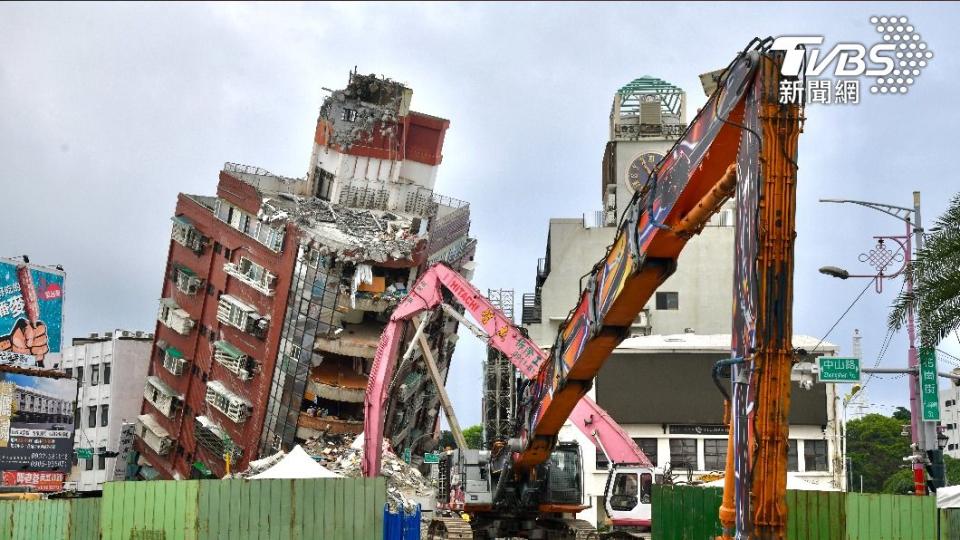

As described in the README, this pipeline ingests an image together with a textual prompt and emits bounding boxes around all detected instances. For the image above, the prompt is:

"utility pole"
[819,192,943,494]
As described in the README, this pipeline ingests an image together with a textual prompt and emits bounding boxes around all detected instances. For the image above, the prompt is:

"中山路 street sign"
[818,356,860,383]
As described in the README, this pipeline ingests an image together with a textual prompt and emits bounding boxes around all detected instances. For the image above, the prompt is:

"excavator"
[363,37,804,540]
[365,263,655,537]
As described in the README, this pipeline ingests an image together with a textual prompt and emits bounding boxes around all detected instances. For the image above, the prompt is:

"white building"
[56,330,153,492]
[937,381,960,458]
[522,77,845,527]
[554,334,841,525]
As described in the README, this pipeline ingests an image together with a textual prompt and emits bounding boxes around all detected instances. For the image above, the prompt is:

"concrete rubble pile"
[260,196,422,263]
[318,74,405,150]
[304,433,435,511]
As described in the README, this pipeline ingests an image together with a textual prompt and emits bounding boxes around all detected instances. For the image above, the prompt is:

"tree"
[892,406,911,422]
[463,425,483,449]
[846,413,911,493]
[438,430,457,450]
[439,426,484,449]
[883,455,960,493]
[882,467,914,494]
[889,193,960,347]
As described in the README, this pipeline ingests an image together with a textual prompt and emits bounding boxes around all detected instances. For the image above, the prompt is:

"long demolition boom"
[362,263,651,478]
[365,39,803,539]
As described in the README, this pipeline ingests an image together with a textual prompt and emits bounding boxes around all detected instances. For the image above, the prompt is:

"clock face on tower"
[625,152,664,194]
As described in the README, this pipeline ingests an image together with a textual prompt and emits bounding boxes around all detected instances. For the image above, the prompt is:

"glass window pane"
[804,439,828,471]
[703,439,727,471]
[633,438,658,466]
[669,439,697,469]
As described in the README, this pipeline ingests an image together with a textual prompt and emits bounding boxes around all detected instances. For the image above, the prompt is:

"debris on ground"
[303,433,435,511]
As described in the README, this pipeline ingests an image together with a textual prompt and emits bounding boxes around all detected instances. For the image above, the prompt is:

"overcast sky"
[2,2,959,427]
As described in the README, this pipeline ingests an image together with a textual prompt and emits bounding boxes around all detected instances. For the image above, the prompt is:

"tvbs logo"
[772,16,933,97]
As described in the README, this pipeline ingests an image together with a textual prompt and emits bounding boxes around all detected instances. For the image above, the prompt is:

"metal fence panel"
[0,498,100,540]
[845,492,937,540]
[101,479,201,540]
[653,485,941,540]
[0,477,384,539]
[652,485,723,540]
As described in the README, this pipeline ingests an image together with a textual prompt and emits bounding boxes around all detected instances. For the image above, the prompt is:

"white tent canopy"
[937,484,960,508]
[249,445,342,479]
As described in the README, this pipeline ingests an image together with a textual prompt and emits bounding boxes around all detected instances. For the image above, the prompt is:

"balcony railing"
[136,414,173,456]
[205,380,252,424]
[161,347,187,376]
[171,216,207,254]
[217,295,268,337]
[157,299,194,336]
[521,293,542,325]
[224,262,276,297]
[172,264,203,295]
[143,376,183,418]
[213,340,253,381]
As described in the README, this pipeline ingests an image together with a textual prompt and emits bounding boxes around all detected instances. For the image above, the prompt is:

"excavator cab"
[604,463,654,532]
[540,441,584,506]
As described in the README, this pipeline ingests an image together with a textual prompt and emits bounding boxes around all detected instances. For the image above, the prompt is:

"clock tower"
[601,77,687,225]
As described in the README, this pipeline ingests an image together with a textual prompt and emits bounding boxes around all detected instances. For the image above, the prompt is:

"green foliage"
[882,467,914,494]
[463,425,483,449]
[438,430,457,450]
[947,455,960,485]
[888,193,960,347]
[847,413,911,493]
[882,455,960,493]
[440,426,485,449]
[892,406,911,422]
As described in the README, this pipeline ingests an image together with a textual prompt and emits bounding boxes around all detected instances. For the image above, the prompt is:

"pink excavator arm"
[362,262,649,477]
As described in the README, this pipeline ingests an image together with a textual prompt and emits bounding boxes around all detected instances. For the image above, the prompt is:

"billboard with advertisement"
[2,471,65,492]
[0,258,65,369]
[0,370,76,491]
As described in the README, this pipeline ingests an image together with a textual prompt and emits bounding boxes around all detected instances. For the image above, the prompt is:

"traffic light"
[925,449,945,492]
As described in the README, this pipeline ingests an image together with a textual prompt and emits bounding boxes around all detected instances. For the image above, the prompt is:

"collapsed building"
[134,71,476,480]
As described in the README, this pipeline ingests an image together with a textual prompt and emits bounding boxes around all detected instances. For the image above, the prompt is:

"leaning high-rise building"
[135,72,476,480]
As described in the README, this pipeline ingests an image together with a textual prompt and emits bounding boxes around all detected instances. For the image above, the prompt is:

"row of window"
[214,200,284,252]
[596,438,829,472]
[73,404,109,429]
[64,364,111,386]
[224,256,276,296]
[173,249,275,300]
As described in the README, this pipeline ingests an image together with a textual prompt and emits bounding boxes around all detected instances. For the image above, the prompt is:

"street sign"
[920,348,941,421]
[76,448,92,460]
[402,448,411,464]
[423,452,440,464]
[818,356,861,383]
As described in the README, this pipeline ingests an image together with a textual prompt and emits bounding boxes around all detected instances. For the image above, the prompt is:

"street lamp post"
[819,192,937,495]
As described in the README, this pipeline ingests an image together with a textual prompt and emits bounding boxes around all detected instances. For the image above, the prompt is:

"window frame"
[668,438,697,470]
[655,291,679,310]
[803,439,829,472]
[703,438,727,471]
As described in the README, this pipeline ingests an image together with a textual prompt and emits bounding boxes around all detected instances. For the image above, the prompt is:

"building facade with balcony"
[135,71,476,480]
[56,330,153,492]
